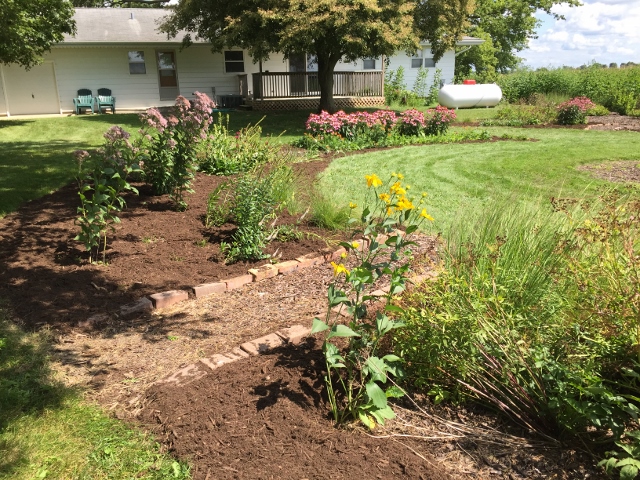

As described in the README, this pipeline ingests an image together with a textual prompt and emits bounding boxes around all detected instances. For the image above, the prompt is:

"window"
[363,58,376,70]
[128,51,146,74]
[423,57,436,68]
[411,52,422,69]
[224,51,244,73]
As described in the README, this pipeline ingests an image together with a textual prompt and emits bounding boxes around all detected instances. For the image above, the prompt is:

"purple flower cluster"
[423,106,457,135]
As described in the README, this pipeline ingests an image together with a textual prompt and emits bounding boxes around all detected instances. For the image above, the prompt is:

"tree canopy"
[71,0,168,7]
[0,0,76,68]
[161,0,473,112]
[455,0,579,81]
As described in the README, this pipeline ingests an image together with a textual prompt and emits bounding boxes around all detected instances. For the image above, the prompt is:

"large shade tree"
[161,0,474,112]
[455,0,580,80]
[0,0,76,68]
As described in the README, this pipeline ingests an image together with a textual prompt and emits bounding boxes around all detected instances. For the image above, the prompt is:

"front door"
[157,51,179,101]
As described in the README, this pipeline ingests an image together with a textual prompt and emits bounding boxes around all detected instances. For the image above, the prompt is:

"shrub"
[395,194,640,469]
[481,103,557,126]
[556,96,596,125]
[424,105,456,135]
[210,160,295,263]
[197,116,282,176]
[396,109,425,136]
[139,92,216,210]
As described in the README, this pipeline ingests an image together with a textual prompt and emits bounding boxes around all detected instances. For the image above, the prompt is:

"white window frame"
[128,51,146,75]
[411,51,422,69]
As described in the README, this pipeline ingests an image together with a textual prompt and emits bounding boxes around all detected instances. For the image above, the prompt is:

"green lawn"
[0,311,190,480]
[318,126,640,232]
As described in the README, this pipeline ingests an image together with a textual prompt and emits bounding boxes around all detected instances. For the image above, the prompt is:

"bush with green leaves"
[74,126,141,263]
[394,193,640,475]
[139,92,216,210]
[312,172,435,428]
[481,103,557,126]
[209,160,295,263]
[196,115,280,176]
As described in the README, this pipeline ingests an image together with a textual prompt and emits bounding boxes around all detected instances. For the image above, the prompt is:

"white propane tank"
[438,84,502,109]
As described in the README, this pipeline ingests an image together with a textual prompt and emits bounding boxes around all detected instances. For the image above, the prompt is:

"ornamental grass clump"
[311,172,434,429]
[139,92,216,210]
[556,96,596,125]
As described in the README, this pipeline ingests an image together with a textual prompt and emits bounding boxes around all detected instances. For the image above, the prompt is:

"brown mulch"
[578,160,640,184]
[138,338,453,480]
[0,160,333,332]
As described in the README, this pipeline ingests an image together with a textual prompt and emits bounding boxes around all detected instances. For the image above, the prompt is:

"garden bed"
[0,160,336,331]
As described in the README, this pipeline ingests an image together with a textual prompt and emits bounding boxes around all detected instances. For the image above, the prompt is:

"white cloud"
[520,0,640,68]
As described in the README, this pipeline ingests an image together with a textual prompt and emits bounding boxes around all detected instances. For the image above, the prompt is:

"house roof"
[420,36,485,47]
[64,8,484,47]
[62,8,199,45]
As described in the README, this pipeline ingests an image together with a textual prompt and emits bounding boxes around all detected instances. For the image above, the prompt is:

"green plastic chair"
[73,89,94,114]
[96,88,116,114]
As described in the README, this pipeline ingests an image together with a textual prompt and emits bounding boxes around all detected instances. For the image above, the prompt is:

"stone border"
[110,238,382,323]
[154,270,437,388]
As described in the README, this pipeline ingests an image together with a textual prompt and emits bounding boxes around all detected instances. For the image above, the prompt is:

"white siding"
[386,49,456,91]
[0,67,7,116]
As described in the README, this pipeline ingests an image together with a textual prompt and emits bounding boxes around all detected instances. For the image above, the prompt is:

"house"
[0,8,483,116]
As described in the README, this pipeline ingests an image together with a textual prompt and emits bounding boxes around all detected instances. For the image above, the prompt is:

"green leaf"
[405,225,418,235]
[386,385,405,398]
[384,304,404,314]
[365,356,388,383]
[358,411,375,430]
[370,405,396,425]
[366,381,387,409]
[327,324,360,339]
[310,318,329,334]
[620,464,639,480]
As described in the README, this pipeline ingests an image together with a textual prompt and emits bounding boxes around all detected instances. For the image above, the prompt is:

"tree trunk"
[317,54,340,113]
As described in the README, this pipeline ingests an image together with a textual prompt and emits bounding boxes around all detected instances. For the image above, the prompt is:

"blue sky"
[521,0,640,68]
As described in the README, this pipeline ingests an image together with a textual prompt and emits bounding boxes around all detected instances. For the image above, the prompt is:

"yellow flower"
[391,172,397,177]
[397,173,404,180]
[396,196,415,211]
[422,192,427,197]
[406,185,411,190]
[365,174,383,188]
[340,251,348,259]
[349,202,357,209]
[331,261,350,276]
[386,207,394,215]
[390,182,406,196]
[420,208,434,221]
[378,193,391,203]
[351,241,360,249]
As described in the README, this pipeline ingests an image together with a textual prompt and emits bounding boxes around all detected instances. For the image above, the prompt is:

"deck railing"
[252,71,384,99]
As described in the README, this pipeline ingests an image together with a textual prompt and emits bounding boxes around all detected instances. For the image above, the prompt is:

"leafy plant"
[74,126,141,263]
[412,66,429,99]
[426,68,442,105]
[197,115,280,176]
[214,160,295,263]
[312,172,434,428]
[556,97,596,125]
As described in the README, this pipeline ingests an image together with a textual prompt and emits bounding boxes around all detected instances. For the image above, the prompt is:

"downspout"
[0,65,10,117]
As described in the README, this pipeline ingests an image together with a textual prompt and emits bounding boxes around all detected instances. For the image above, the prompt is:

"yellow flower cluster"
[360,173,434,222]
[331,261,349,276]
[365,174,383,188]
